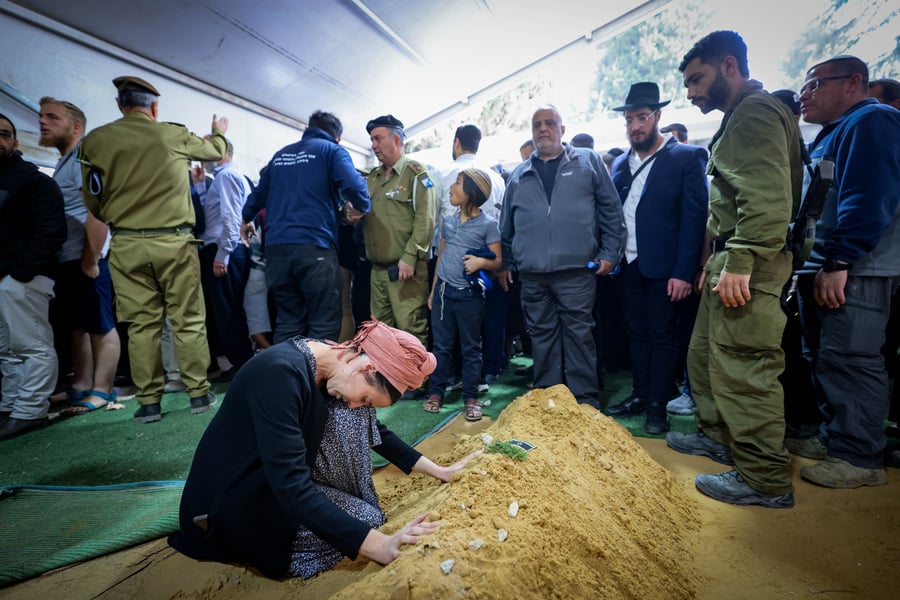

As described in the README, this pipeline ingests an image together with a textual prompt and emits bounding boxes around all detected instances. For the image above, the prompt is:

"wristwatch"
[822,259,852,272]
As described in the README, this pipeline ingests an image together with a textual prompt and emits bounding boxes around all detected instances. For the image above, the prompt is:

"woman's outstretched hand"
[359,513,443,564]
[437,450,483,482]
[412,449,484,483]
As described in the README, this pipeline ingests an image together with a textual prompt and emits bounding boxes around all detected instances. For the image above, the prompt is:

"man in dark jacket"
[792,55,900,488]
[605,83,708,434]
[241,110,370,343]
[0,113,67,440]
[498,105,625,409]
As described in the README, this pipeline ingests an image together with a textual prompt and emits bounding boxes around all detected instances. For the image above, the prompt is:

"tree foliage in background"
[783,0,899,83]
[586,1,710,118]
[407,79,550,153]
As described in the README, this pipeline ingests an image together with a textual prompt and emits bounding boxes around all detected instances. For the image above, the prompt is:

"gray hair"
[118,89,157,109]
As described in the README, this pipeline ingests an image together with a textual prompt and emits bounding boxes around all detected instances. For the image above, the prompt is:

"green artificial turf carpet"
[0,358,706,586]
[0,482,183,586]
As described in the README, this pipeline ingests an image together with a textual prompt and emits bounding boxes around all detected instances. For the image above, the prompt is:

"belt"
[710,238,727,253]
[112,224,193,236]
[439,279,470,292]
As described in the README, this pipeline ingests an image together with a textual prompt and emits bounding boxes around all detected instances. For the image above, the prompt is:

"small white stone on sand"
[479,433,494,446]
[548,399,556,408]
[508,501,519,518]
[498,528,508,542]
[468,539,485,550]
[440,559,455,574]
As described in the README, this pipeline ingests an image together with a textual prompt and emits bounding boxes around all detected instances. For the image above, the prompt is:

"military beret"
[113,76,160,96]
[366,114,404,134]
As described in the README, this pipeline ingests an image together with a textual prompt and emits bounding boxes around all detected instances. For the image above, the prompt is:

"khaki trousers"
[109,233,209,404]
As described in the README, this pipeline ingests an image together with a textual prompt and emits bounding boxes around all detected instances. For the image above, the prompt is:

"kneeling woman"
[169,320,479,578]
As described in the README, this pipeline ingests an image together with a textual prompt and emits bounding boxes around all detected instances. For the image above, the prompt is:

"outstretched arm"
[411,450,483,483]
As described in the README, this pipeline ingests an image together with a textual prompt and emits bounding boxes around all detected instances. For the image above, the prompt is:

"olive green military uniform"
[363,154,435,345]
[687,81,803,495]
[79,111,226,406]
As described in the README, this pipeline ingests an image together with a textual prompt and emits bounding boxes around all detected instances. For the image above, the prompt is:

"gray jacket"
[500,143,625,273]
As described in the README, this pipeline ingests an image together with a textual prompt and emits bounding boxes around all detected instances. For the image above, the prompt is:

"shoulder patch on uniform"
[409,161,427,175]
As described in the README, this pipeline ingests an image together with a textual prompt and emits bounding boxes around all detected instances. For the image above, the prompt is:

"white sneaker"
[478,382,490,393]
[666,392,696,416]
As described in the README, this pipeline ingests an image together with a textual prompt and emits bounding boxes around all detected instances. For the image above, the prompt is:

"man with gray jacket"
[499,105,625,408]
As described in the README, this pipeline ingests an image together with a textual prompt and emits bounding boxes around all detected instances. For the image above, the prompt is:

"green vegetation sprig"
[486,440,528,461]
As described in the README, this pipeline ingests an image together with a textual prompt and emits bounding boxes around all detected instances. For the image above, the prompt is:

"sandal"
[423,395,443,413]
[51,387,90,406]
[60,389,118,416]
[464,399,483,422]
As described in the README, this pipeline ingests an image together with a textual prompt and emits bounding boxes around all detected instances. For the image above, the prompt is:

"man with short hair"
[363,115,435,359]
[0,114,66,439]
[665,31,803,508]
[199,138,253,376]
[570,133,595,149]
[518,139,535,162]
[79,75,228,423]
[868,78,900,109]
[38,96,122,414]
[791,56,900,488]
[605,82,708,434]
[242,110,370,343]
[659,123,688,143]
[499,105,625,408]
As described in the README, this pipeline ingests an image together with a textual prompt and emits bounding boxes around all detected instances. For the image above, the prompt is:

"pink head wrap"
[336,319,436,393]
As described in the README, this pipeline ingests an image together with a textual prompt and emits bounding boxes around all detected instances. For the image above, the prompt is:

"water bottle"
[586,260,620,276]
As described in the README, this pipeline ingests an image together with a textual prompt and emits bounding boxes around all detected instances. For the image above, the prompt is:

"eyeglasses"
[798,75,852,97]
[624,111,657,127]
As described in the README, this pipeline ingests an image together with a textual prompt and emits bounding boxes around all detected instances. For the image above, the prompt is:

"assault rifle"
[789,144,835,269]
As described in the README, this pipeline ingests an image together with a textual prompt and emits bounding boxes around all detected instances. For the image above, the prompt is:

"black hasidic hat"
[366,114,404,134]
[612,82,670,111]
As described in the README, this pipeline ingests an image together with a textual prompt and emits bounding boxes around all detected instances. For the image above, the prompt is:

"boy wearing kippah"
[423,169,502,421]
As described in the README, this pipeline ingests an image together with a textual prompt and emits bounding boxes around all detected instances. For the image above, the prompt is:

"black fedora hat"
[612,82,671,111]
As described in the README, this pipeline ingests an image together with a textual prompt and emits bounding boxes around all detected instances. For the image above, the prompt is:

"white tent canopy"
[0,0,670,172]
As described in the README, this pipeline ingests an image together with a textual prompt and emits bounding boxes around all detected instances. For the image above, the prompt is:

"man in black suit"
[604,83,709,433]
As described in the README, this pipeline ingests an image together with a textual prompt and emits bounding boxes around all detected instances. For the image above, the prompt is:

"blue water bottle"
[587,259,620,276]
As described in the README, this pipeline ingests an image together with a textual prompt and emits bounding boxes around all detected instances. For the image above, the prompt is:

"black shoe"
[604,395,648,417]
[0,416,50,440]
[644,403,669,434]
[190,391,218,414]
[644,418,670,435]
[400,386,429,401]
[134,403,162,423]
[0,411,10,424]
[211,367,238,384]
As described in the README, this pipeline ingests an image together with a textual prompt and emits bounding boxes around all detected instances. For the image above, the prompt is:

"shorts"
[53,259,116,334]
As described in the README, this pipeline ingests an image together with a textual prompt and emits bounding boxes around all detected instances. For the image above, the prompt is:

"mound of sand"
[323,385,701,599]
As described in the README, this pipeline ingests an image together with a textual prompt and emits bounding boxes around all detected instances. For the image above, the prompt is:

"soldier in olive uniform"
[362,115,435,362]
[79,76,228,423]
[666,32,803,509]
